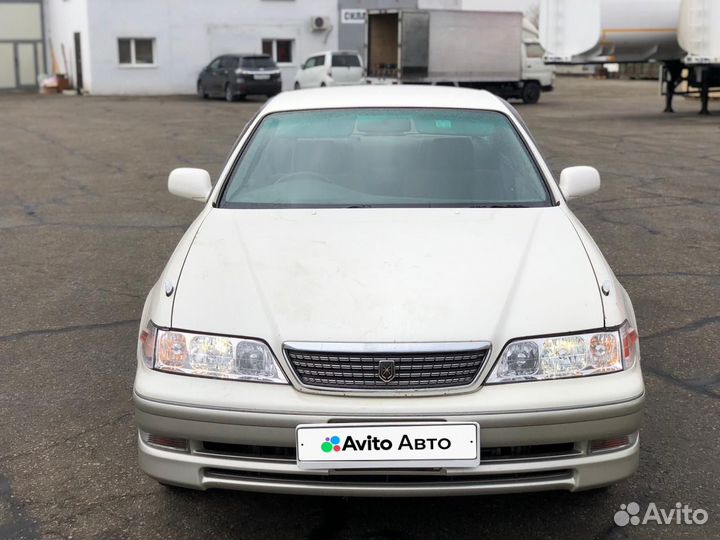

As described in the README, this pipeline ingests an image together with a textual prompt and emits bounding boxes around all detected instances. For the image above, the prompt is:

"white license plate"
[254,74,270,80]
[296,422,479,469]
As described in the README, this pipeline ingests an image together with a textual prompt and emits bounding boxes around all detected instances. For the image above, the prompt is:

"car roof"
[263,85,508,114]
[308,50,362,56]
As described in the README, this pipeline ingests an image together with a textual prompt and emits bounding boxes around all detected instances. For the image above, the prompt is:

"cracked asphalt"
[1,78,718,540]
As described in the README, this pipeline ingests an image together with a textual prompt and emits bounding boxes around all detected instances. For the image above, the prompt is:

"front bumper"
[135,387,644,496]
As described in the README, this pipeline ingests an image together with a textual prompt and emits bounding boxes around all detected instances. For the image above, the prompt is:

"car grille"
[199,442,579,463]
[284,345,490,391]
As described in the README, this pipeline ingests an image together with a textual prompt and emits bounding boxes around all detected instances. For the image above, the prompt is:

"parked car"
[294,50,365,89]
[197,54,282,102]
[135,86,644,496]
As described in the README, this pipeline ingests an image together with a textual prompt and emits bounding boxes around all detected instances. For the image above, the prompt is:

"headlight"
[139,323,287,384]
[486,322,639,384]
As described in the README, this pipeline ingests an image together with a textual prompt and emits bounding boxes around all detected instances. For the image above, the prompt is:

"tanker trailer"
[539,0,720,114]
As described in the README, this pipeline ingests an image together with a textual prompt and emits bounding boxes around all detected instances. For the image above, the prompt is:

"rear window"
[220,57,239,69]
[242,56,276,69]
[332,54,361,67]
[220,108,551,209]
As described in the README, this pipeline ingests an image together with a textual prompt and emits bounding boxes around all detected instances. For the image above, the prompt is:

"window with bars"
[261,39,293,64]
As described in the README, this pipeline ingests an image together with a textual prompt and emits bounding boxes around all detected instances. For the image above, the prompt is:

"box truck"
[364,9,554,104]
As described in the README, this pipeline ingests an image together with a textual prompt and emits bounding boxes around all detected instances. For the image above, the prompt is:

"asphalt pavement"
[0,78,718,539]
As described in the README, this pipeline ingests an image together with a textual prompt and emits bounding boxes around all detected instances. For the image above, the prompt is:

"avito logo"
[321,436,342,452]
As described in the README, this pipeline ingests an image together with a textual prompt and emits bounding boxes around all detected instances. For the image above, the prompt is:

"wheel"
[294,82,300,90]
[225,84,237,102]
[521,81,541,104]
[320,82,326,88]
[197,81,207,99]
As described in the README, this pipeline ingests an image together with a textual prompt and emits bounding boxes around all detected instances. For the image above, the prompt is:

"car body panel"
[171,207,603,346]
[134,358,643,416]
[136,85,643,495]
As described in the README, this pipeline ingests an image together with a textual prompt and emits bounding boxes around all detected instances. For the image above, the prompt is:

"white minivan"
[294,51,365,89]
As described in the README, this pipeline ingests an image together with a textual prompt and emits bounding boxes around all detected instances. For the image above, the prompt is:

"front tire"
[197,81,207,99]
[294,81,300,90]
[521,81,541,104]
[320,82,327,88]
[225,84,237,102]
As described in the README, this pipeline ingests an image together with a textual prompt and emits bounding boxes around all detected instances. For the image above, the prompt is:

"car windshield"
[221,108,551,208]
[242,56,276,69]
[332,54,361,67]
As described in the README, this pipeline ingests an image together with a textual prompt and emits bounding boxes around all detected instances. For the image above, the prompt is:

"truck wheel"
[521,82,541,104]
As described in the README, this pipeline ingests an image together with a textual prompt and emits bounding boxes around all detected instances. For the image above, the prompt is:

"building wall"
[79,0,338,94]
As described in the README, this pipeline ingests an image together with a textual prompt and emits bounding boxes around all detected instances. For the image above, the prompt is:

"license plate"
[254,74,270,80]
[296,422,479,469]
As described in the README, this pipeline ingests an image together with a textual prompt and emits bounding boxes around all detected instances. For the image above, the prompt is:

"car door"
[218,56,238,90]
[310,54,326,86]
[202,57,223,95]
[297,56,316,87]
[522,42,551,85]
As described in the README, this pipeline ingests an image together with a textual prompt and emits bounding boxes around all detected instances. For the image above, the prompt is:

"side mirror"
[559,166,601,200]
[168,168,212,202]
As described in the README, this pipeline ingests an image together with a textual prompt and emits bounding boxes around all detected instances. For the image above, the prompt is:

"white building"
[44,0,341,94]
[0,0,532,94]
[0,0,46,90]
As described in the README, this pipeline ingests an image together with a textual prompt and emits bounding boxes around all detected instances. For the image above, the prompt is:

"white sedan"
[134,86,644,496]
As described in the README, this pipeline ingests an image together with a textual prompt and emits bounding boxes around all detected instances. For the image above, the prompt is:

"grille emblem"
[378,360,396,383]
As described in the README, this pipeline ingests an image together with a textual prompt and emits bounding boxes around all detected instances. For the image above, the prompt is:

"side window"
[525,44,545,59]
[209,58,222,69]
[315,55,325,67]
[304,57,316,69]
[220,57,238,69]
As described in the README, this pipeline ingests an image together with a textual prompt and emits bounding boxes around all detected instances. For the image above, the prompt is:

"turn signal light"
[590,432,638,453]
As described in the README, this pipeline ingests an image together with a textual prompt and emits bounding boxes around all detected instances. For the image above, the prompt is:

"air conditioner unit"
[311,16,331,31]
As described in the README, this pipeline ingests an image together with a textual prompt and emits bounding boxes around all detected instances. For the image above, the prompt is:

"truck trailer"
[539,0,720,114]
[364,9,554,104]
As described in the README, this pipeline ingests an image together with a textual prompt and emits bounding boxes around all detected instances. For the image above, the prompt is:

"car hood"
[172,208,604,347]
